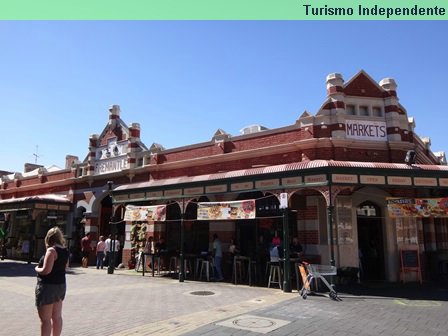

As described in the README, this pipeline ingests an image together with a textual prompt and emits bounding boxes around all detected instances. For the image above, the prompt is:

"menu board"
[399,245,422,283]
[401,249,418,268]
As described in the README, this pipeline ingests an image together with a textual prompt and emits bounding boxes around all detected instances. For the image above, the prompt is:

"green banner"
[0,0,446,20]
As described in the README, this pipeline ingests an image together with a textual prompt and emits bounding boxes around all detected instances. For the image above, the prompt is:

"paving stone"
[2,260,448,335]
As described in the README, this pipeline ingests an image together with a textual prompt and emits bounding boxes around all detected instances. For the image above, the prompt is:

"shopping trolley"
[298,263,339,300]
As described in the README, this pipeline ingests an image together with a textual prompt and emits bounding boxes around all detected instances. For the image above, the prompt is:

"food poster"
[387,198,448,218]
[124,205,167,222]
[197,199,256,220]
[336,198,354,244]
[395,217,418,245]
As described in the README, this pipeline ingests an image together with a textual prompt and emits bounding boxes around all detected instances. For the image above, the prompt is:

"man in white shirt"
[105,234,120,267]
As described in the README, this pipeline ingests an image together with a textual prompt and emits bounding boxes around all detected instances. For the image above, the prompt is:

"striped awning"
[0,194,71,205]
[114,160,448,193]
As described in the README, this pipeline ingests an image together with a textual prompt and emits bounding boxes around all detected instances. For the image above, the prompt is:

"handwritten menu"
[336,198,354,244]
[395,217,418,245]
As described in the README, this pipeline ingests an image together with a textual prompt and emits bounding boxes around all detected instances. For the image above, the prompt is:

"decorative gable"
[344,71,385,98]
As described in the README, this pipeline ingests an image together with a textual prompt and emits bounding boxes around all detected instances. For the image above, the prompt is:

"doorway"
[357,203,385,281]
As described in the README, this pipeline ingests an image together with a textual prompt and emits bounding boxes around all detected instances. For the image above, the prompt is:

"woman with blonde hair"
[35,227,69,336]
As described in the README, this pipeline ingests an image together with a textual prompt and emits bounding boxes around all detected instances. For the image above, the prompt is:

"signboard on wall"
[94,137,128,175]
[124,205,166,222]
[387,197,448,218]
[346,119,387,141]
[94,157,128,175]
[197,199,256,220]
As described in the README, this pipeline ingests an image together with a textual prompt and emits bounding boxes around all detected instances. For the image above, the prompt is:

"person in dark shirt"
[35,227,69,336]
[155,237,167,270]
[81,232,92,268]
[290,237,303,259]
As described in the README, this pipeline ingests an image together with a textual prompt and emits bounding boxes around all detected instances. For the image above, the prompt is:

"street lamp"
[107,181,116,275]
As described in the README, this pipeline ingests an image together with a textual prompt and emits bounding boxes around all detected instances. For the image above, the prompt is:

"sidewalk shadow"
[336,281,448,302]
[0,260,36,277]
[0,260,87,277]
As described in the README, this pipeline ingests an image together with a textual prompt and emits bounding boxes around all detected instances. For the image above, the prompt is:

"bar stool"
[265,261,271,279]
[233,258,245,284]
[155,256,162,275]
[183,258,192,277]
[199,259,213,281]
[268,263,282,289]
[249,260,258,286]
[168,256,178,274]
[195,258,203,279]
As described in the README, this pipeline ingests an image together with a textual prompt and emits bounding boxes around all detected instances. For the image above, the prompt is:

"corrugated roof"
[0,194,70,204]
[115,160,448,192]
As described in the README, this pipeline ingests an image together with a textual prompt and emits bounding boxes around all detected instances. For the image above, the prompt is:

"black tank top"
[37,246,69,284]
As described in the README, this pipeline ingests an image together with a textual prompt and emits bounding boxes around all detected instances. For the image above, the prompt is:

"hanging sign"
[124,205,166,222]
[197,199,256,220]
[279,193,288,209]
[387,198,448,218]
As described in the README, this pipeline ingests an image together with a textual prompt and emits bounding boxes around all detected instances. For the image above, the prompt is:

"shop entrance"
[357,203,385,281]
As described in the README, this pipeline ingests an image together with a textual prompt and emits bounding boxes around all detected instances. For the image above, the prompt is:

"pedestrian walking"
[35,227,69,336]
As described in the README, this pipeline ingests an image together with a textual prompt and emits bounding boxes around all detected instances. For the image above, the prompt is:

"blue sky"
[1,21,447,173]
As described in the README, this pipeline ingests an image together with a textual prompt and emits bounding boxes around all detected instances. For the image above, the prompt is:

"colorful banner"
[124,205,166,222]
[0,1,445,20]
[197,200,256,220]
[387,198,448,218]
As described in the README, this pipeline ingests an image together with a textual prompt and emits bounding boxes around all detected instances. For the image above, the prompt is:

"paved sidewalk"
[1,259,448,335]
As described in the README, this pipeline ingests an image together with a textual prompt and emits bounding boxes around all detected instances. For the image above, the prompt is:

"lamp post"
[279,192,291,293]
[178,198,185,282]
[282,208,291,293]
[106,181,115,275]
[326,181,336,289]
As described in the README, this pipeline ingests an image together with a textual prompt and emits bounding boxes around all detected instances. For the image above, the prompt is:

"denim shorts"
[35,282,66,307]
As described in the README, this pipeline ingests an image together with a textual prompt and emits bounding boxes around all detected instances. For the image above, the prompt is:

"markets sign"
[387,198,448,218]
[197,199,256,220]
[124,205,166,222]
[346,119,387,141]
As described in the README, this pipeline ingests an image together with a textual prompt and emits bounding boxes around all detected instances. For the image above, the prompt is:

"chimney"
[24,163,43,173]
[65,155,80,169]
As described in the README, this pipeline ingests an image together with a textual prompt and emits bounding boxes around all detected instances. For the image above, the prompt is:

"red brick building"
[1,70,447,283]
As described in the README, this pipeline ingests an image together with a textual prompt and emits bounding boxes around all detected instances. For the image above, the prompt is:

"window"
[346,104,356,115]
[372,107,382,117]
[359,106,369,116]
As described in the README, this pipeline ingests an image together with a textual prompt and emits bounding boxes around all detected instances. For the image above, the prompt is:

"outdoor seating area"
[133,246,329,294]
